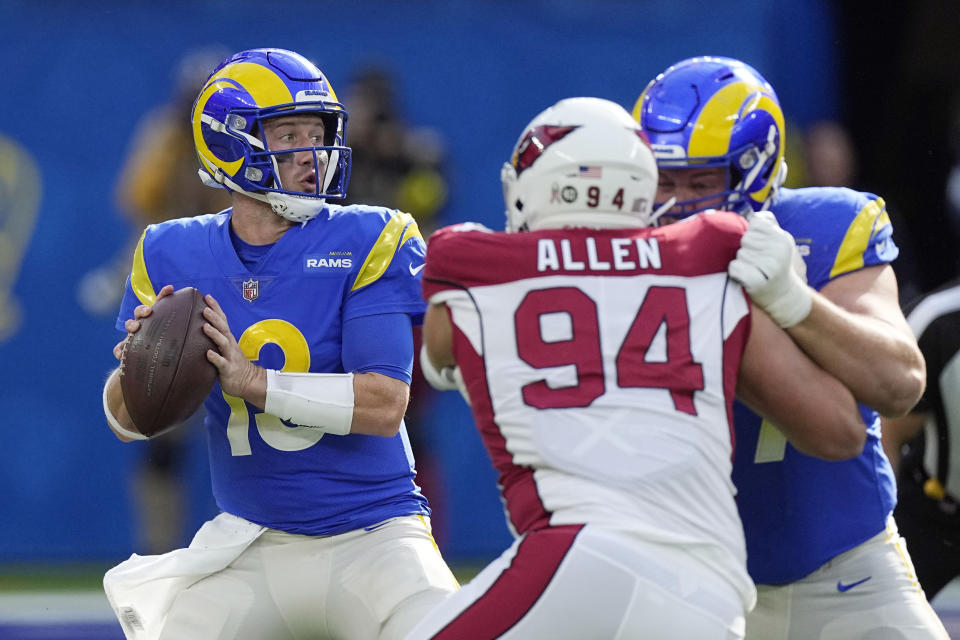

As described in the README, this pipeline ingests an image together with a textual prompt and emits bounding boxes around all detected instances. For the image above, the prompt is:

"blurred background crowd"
[0,0,957,587]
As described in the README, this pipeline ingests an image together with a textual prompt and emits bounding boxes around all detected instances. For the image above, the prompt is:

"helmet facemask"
[244,109,351,218]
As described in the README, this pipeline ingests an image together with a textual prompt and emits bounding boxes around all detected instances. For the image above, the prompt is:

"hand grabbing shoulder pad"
[728,210,812,328]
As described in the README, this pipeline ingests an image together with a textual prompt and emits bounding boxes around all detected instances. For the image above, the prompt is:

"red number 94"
[514,286,704,415]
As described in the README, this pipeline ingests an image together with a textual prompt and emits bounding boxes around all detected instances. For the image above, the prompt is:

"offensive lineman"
[634,56,946,639]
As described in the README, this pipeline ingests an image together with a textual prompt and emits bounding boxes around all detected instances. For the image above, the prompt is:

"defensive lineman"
[407,97,864,639]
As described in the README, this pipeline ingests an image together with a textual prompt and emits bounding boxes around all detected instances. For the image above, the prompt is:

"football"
[119,286,217,438]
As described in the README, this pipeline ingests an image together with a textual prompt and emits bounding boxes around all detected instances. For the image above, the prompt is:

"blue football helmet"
[633,56,787,220]
[192,48,351,222]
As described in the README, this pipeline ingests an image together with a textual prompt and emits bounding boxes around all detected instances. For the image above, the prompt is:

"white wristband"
[102,371,148,441]
[264,369,355,435]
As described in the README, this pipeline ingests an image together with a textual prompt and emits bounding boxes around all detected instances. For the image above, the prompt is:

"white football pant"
[746,517,949,639]
[154,514,458,640]
[405,523,746,640]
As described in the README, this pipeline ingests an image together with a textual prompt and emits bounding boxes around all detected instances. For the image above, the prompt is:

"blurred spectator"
[788,118,923,304]
[86,46,231,554]
[782,119,857,189]
[341,66,448,235]
[0,133,41,344]
[803,120,858,187]
[78,47,232,316]
[114,50,235,226]
[837,0,960,294]
[341,64,452,546]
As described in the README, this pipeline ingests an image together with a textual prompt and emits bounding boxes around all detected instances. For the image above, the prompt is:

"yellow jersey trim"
[130,229,156,306]
[830,198,888,279]
[351,213,423,292]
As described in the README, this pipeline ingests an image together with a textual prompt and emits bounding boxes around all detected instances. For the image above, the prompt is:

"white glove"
[728,210,812,328]
[419,344,471,405]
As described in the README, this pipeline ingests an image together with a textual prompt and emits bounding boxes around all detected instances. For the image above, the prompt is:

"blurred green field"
[0,562,484,593]
[0,565,112,592]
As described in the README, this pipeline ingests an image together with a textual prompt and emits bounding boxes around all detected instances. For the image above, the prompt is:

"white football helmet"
[501,97,660,232]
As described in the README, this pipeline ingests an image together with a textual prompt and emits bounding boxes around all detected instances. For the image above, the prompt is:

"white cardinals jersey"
[423,211,755,606]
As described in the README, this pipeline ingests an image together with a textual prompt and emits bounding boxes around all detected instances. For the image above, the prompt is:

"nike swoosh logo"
[409,263,425,276]
[837,576,872,592]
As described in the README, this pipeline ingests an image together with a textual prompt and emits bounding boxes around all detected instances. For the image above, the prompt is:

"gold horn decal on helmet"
[193,79,245,177]
[209,61,294,107]
[194,62,298,178]
[691,81,784,153]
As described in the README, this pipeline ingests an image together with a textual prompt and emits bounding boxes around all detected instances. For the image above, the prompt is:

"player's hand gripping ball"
[119,287,217,437]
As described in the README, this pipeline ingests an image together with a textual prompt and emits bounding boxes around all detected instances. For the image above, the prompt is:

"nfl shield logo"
[242,279,259,302]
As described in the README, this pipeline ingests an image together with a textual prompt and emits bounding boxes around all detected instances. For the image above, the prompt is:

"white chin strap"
[263,192,327,223]
[199,167,326,224]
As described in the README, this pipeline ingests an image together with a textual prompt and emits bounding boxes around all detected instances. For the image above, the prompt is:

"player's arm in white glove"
[730,211,924,417]
[421,303,471,405]
[728,210,813,328]
[420,344,466,392]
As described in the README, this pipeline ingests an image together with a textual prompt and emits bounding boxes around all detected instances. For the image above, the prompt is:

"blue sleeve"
[114,275,139,333]
[341,313,414,384]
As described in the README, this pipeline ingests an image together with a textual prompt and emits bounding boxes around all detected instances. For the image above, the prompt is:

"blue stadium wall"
[0,0,836,565]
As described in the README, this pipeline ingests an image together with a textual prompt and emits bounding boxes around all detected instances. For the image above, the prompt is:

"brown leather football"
[119,287,217,438]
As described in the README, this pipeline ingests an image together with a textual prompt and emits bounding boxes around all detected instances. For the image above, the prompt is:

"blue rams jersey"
[732,186,900,584]
[115,204,430,535]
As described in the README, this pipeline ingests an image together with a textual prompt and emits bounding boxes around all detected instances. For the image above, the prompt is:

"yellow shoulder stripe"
[130,229,157,305]
[351,212,423,292]
[830,198,888,279]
